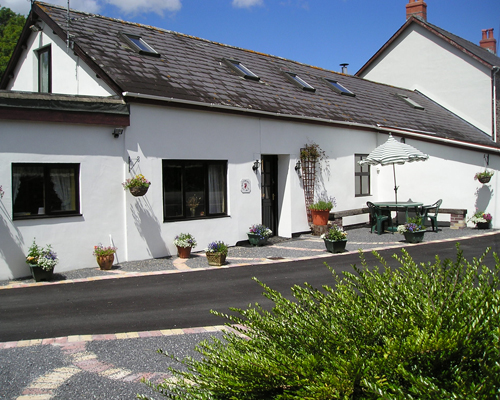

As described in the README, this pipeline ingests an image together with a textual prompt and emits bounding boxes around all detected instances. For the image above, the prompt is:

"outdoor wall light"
[30,24,42,32]
[252,160,260,171]
[295,159,301,172]
[112,128,124,138]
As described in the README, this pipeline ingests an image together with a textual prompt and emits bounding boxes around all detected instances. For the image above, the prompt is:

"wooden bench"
[329,207,467,230]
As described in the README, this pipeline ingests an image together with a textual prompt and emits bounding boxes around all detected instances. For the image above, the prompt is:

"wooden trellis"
[301,151,316,223]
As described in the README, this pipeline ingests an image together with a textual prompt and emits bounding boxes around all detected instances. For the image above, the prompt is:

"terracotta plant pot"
[129,186,149,197]
[311,210,330,225]
[29,264,54,282]
[177,246,192,259]
[96,254,114,270]
[206,252,227,266]
[247,233,268,246]
[403,230,426,243]
[323,239,347,254]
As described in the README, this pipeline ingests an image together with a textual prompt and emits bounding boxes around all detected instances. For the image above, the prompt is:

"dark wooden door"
[261,155,278,235]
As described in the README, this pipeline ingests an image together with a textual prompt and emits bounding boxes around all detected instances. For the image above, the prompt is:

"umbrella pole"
[393,164,399,226]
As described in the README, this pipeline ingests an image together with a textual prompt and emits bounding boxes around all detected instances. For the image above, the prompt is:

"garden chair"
[367,201,392,235]
[419,199,442,232]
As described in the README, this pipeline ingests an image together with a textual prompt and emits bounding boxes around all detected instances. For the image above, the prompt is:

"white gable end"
[361,24,493,135]
[6,21,114,97]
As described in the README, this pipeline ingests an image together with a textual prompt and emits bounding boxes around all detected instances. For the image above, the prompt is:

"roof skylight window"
[398,94,425,110]
[325,78,355,97]
[284,72,315,92]
[224,59,260,81]
[120,32,160,57]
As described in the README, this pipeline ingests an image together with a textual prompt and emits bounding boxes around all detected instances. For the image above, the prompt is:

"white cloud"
[105,0,181,15]
[232,0,263,9]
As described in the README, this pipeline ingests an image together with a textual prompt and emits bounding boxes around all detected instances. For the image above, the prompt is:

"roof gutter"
[122,91,500,155]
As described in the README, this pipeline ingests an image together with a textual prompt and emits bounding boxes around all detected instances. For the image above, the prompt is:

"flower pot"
[29,264,54,282]
[129,186,149,197]
[247,233,268,246]
[403,230,426,243]
[206,252,227,266]
[96,254,114,270]
[323,239,347,253]
[476,222,491,229]
[478,176,491,184]
[311,210,330,225]
[177,246,192,259]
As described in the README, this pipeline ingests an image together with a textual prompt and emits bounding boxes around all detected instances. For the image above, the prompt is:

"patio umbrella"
[358,133,429,204]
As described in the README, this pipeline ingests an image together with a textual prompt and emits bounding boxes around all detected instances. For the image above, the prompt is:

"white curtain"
[12,166,43,202]
[208,164,225,214]
[51,168,73,210]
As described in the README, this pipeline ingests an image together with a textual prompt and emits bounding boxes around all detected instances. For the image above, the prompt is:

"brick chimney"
[479,28,497,54]
[406,0,427,21]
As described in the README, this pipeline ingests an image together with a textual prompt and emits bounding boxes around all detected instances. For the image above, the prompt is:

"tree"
[140,246,500,399]
[0,6,26,81]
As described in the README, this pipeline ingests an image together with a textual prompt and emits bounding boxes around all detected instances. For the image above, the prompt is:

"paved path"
[1,227,498,399]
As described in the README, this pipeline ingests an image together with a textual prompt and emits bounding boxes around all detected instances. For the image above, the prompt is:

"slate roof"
[3,2,498,149]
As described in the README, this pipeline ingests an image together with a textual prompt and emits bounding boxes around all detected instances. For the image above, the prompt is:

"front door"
[261,155,278,235]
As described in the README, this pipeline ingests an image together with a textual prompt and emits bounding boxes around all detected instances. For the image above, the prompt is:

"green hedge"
[140,246,500,399]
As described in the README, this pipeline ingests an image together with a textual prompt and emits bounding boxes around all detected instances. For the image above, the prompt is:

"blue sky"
[4,0,500,73]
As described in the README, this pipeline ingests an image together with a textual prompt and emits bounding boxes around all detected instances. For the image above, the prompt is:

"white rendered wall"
[1,104,499,280]
[361,25,493,135]
[7,22,114,96]
[0,120,126,280]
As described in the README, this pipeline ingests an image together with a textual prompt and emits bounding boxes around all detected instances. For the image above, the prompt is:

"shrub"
[140,246,500,399]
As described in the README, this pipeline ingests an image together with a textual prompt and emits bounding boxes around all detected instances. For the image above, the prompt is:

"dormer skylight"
[120,32,160,57]
[398,94,425,110]
[325,78,355,97]
[284,72,315,92]
[224,59,260,81]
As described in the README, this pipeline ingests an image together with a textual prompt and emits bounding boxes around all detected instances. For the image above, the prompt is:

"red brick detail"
[406,0,427,21]
[450,213,466,229]
[480,28,497,54]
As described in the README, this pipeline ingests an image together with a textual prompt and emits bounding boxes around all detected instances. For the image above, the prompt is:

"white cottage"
[0,1,499,280]
[357,0,500,139]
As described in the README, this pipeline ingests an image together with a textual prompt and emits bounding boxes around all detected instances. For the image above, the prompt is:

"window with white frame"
[12,163,80,219]
[163,160,227,220]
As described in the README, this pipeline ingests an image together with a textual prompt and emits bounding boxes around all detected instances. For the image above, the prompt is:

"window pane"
[208,164,225,214]
[39,48,50,93]
[164,164,183,218]
[185,164,205,217]
[50,168,77,212]
[361,176,369,194]
[13,166,44,216]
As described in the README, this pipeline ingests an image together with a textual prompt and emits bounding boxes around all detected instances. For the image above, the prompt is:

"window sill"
[164,214,229,223]
[13,213,83,221]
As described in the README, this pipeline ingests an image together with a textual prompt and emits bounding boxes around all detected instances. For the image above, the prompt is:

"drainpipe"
[493,66,500,143]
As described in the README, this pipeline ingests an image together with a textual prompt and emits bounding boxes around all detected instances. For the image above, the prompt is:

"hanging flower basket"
[123,174,151,197]
[129,186,149,197]
[478,176,491,184]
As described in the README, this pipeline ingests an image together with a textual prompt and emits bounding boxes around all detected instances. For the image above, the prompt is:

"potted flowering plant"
[469,210,492,229]
[174,233,197,258]
[25,239,59,281]
[122,174,151,197]
[309,195,337,226]
[247,224,272,246]
[321,225,348,253]
[397,216,426,243]
[474,170,494,184]
[93,244,117,270]
[205,241,228,266]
